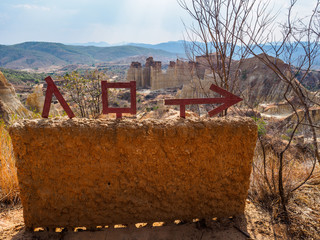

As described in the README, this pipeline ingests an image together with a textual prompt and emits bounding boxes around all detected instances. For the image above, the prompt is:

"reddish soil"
[0,200,286,240]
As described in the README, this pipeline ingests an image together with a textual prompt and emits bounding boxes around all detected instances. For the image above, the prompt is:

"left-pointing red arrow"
[164,84,242,118]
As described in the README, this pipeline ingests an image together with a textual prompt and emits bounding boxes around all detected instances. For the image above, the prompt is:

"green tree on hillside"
[62,70,108,118]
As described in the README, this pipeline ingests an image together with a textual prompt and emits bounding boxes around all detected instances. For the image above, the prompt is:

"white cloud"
[2,0,318,45]
[13,4,51,11]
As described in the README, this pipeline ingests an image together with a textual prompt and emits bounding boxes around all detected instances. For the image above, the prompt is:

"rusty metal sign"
[101,81,136,119]
[164,84,242,118]
[42,76,75,119]
[42,77,242,119]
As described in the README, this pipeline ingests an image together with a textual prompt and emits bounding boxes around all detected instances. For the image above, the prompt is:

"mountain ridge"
[1,41,320,72]
[0,42,178,70]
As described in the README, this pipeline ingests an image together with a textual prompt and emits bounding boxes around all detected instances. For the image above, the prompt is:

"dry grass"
[0,121,19,205]
[249,135,316,206]
[249,134,320,238]
[287,172,320,239]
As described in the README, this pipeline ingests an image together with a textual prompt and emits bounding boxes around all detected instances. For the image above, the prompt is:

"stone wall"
[9,117,257,229]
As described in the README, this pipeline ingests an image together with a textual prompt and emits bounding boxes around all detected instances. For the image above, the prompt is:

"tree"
[179,0,320,226]
[62,70,108,118]
[239,0,320,220]
[178,0,275,108]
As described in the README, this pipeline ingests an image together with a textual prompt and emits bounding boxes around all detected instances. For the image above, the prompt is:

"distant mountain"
[68,41,129,47]
[69,40,187,55]
[2,40,320,72]
[0,42,177,70]
[127,41,187,55]
[70,42,111,47]
[127,41,320,69]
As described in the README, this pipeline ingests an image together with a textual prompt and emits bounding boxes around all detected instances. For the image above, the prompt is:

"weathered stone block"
[9,117,257,228]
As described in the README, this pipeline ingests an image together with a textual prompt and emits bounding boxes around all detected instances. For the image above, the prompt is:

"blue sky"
[0,0,316,45]
[0,0,192,45]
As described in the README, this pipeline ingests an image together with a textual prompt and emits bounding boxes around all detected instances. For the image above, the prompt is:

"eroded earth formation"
[9,117,257,229]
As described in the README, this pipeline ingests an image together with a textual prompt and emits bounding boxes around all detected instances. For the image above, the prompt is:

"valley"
[0,41,319,240]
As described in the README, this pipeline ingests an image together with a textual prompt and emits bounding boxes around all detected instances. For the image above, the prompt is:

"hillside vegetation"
[0,68,47,85]
[0,42,177,70]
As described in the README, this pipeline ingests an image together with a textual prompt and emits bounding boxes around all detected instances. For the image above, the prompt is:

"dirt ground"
[0,200,288,240]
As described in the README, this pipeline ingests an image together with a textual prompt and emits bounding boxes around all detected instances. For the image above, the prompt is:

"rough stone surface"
[0,71,31,123]
[9,117,257,229]
[127,58,195,90]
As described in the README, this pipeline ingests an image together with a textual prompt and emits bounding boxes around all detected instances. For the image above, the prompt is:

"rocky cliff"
[177,54,318,108]
[127,58,196,90]
[9,117,257,229]
[0,71,30,123]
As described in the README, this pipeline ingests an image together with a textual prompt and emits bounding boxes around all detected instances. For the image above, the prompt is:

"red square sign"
[101,81,136,119]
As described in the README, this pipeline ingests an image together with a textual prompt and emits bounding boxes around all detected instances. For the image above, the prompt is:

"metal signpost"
[42,77,242,119]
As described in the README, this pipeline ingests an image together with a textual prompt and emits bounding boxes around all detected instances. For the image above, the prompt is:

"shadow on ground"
[11,216,250,240]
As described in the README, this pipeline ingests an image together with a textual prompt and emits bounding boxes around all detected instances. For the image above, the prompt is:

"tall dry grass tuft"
[249,133,320,238]
[287,172,320,239]
[0,121,19,204]
[249,134,318,213]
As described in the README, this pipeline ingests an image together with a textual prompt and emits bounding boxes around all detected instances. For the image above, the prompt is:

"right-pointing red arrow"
[164,84,242,118]
[207,84,242,117]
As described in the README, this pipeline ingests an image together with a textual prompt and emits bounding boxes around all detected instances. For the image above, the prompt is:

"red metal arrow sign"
[164,84,242,118]
[101,81,136,119]
[42,76,75,119]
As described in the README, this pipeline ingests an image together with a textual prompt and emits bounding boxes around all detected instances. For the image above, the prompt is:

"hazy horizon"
[0,39,186,46]
[0,0,191,45]
[0,0,316,45]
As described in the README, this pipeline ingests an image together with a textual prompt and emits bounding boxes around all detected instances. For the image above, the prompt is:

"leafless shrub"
[179,0,320,228]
